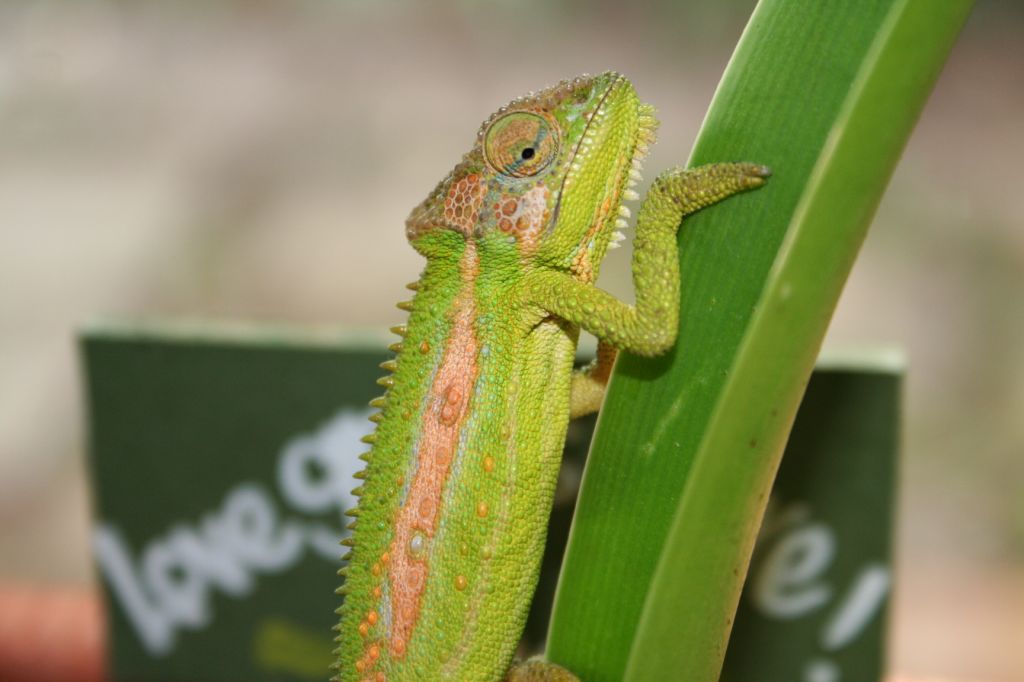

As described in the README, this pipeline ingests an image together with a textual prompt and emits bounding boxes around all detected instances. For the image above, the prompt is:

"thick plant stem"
[545,2,973,681]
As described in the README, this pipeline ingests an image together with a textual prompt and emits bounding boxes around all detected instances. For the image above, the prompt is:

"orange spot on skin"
[455,575,468,591]
[381,552,390,564]
[367,610,378,626]
[573,248,593,283]
[371,563,381,577]
[359,622,369,637]
[356,660,366,673]
[483,456,495,472]
[386,244,481,655]
[376,673,386,682]
[494,186,550,251]
[439,384,466,425]
[420,340,430,353]
[443,175,487,235]
[368,644,380,660]
[373,586,382,599]
[440,404,459,425]
[476,501,489,518]
[391,637,407,658]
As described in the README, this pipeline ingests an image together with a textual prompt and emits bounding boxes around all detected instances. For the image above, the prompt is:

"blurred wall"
[0,0,1020,678]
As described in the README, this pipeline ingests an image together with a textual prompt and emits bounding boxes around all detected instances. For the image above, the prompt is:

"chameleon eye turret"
[483,112,560,178]
[336,72,768,681]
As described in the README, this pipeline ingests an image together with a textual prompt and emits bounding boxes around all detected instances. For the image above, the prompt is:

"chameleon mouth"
[608,101,658,250]
[549,72,627,231]
[549,73,658,255]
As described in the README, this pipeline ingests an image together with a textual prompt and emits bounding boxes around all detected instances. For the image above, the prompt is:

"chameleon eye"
[483,112,559,178]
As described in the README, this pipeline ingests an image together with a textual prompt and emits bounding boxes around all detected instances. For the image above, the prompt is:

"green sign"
[82,325,900,681]
[722,353,902,682]
[82,324,391,681]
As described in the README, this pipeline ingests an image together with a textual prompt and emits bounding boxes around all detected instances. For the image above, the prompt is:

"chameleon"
[334,71,768,681]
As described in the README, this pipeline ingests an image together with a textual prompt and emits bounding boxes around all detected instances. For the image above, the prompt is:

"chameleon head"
[405,71,656,278]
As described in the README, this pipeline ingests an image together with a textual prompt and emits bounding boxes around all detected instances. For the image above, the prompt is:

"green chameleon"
[334,72,768,681]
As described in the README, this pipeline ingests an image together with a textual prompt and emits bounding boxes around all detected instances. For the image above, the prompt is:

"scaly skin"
[334,72,768,681]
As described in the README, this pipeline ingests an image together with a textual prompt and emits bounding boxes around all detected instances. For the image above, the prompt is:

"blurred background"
[0,0,1020,679]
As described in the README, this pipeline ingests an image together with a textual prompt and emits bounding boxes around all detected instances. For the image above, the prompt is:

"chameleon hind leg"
[527,162,769,359]
[569,340,617,418]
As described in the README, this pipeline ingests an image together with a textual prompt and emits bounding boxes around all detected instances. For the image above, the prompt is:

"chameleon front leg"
[506,163,766,682]
[528,163,769,358]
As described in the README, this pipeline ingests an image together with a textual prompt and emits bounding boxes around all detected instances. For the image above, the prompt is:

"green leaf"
[544,1,973,681]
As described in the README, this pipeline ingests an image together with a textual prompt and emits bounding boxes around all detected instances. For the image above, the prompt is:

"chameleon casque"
[334,72,768,681]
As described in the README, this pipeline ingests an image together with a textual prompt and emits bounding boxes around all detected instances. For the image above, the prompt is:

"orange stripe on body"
[386,242,480,658]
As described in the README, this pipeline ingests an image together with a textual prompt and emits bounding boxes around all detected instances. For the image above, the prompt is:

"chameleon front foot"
[505,658,580,682]
[640,161,771,223]
[524,160,770,358]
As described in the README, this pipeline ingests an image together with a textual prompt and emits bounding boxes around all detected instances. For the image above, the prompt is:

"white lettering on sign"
[821,563,890,651]
[753,522,835,619]
[748,503,891,682]
[803,658,839,682]
[93,408,370,656]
